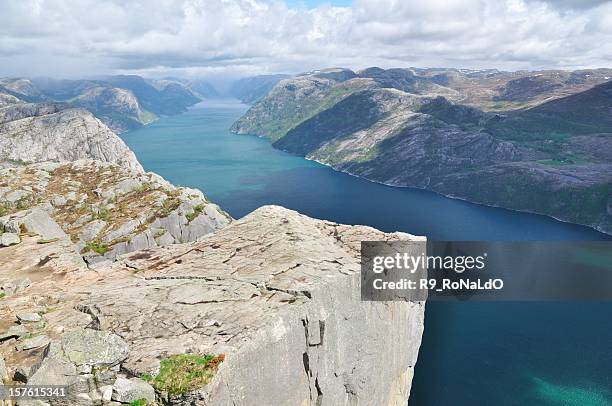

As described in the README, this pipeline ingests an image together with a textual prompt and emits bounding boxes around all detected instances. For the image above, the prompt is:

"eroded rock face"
[0,160,231,262]
[0,103,142,171]
[0,205,425,405]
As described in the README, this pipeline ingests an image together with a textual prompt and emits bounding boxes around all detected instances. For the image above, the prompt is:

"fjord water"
[122,100,612,405]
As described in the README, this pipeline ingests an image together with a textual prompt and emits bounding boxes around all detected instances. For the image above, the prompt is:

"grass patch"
[185,205,204,223]
[83,241,110,255]
[0,293,6,299]
[93,207,111,221]
[143,354,225,395]
[129,400,148,406]
[132,182,152,194]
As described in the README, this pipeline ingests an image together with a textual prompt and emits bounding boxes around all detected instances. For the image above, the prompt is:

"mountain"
[16,75,203,133]
[413,67,612,110]
[156,77,220,99]
[71,86,157,133]
[101,75,201,116]
[232,67,612,235]
[0,78,46,103]
[230,74,291,103]
[0,102,142,171]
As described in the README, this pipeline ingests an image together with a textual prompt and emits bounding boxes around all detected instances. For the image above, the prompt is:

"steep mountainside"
[232,67,612,234]
[156,78,220,99]
[230,74,291,103]
[0,103,142,171]
[20,76,203,132]
[0,78,45,102]
[71,86,155,133]
[102,75,200,116]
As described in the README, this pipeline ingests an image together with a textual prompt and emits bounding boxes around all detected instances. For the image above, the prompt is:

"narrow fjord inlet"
[122,100,612,406]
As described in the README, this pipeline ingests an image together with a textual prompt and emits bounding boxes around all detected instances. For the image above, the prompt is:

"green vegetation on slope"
[141,354,225,395]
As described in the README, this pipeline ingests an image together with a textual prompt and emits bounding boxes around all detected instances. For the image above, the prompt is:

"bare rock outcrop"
[0,103,142,171]
[0,160,231,263]
[0,205,425,405]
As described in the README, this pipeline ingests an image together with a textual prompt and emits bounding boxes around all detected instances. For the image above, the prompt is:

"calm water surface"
[122,100,612,406]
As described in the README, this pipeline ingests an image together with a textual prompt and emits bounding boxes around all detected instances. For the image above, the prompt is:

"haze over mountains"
[232,67,612,235]
[0,76,212,133]
[0,74,294,134]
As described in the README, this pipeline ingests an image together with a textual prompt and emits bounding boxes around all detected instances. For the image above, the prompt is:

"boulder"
[17,312,42,323]
[17,335,50,351]
[1,208,67,240]
[13,366,30,383]
[0,324,28,341]
[0,232,20,246]
[1,277,31,295]
[28,357,78,387]
[4,189,31,204]
[49,328,129,368]
[111,377,156,404]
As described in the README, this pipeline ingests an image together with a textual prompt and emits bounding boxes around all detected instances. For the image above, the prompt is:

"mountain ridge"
[231,67,612,235]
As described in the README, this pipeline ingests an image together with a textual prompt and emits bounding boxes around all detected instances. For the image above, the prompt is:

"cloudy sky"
[1,0,611,79]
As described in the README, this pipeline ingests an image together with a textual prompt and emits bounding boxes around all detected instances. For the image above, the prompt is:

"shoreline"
[304,155,612,238]
[232,130,611,238]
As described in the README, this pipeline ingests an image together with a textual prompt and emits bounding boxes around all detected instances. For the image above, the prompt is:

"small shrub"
[84,241,110,255]
[143,354,225,395]
[93,207,111,221]
[185,205,204,223]
[132,183,152,194]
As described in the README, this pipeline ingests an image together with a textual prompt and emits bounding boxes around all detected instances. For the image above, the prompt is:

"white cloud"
[0,0,610,79]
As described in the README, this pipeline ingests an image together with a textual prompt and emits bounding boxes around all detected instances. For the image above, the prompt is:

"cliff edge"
[0,206,425,405]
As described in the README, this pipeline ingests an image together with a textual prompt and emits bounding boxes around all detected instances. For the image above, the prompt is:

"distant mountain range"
[0,75,217,133]
[229,74,291,104]
[0,74,299,132]
[231,67,612,235]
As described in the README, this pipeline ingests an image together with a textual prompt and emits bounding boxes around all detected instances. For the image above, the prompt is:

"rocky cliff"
[231,67,612,235]
[0,205,425,405]
[230,74,291,104]
[71,86,155,133]
[0,103,143,171]
[0,96,425,404]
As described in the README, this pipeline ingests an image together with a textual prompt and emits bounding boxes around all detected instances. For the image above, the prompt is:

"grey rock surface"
[0,325,28,341]
[0,356,7,381]
[112,377,156,404]
[0,205,425,406]
[0,232,20,246]
[0,160,231,262]
[49,328,129,367]
[16,312,42,323]
[1,208,67,240]
[16,335,50,351]
[0,103,142,171]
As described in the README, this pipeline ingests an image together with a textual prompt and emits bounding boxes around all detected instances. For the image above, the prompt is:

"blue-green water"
[122,100,612,406]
